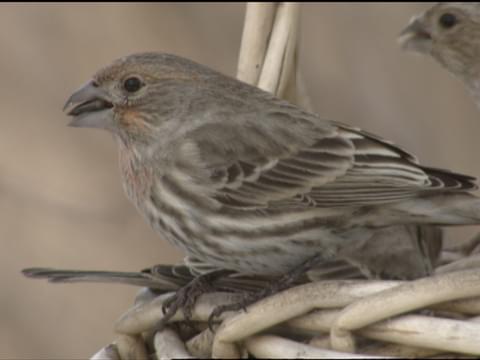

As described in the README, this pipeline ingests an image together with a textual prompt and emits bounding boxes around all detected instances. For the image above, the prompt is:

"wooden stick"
[258,3,300,95]
[154,328,194,359]
[237,3,277,85]
[330,269,480,353]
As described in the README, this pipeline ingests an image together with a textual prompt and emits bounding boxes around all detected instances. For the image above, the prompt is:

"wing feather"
[178,112,476,210]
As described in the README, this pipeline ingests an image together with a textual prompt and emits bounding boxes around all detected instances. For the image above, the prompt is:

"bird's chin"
[68,108,114,130]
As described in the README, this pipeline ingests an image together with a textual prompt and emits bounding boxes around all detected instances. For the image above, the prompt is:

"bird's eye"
[439,13,458,29]
[123,77,143,93]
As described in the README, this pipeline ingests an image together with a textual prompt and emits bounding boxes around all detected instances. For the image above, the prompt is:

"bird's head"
[63,52,215,145]
[398,3,480,82]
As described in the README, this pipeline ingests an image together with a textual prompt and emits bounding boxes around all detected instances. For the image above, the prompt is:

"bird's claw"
[156,269,232,330]
[207,301,250,333]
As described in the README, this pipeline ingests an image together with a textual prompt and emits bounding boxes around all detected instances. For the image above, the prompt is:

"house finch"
[63,52,480,279]
[398,3,480,104]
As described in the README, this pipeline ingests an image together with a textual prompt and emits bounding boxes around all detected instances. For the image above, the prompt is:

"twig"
[236,2,306,109]
[114,335,149,360]
[90,344,120,360]
[237,3,277,85]
[258,3,300,96]
[330,269,480,353]
[245,335,387,359]
[154,328,194,359]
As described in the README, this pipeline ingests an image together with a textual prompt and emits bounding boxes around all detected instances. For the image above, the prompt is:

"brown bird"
[399,3,480,105]
[59,53,480,318]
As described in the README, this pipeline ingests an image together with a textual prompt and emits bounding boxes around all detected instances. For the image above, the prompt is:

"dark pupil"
[124,77,142,92]
[439,13,457,29]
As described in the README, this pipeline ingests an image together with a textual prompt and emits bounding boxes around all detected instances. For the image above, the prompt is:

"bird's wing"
[179,112,476,210]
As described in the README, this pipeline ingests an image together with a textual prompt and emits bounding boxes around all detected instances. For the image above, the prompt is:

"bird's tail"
[395,193,480,226]
[350,193,480,227]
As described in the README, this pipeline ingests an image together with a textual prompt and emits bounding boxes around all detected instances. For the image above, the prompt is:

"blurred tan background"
[3,3,480,358]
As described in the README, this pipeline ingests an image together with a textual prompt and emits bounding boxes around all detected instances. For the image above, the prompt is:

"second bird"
[399,3,480,107]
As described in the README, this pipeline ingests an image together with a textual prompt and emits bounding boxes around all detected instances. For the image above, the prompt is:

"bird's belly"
[145,203,342,275]
[194,232,338,275]
[138,174,351,275]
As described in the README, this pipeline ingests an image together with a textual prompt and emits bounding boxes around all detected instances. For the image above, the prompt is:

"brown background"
[3,3,480,358]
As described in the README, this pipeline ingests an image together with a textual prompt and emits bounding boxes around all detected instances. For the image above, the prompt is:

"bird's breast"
[118,144,154,209]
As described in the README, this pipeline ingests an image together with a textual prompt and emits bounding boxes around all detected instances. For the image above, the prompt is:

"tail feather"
[393,193,480,226]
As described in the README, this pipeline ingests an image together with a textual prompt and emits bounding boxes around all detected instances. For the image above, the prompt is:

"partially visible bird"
[62,52,480,280]
[399,3,480,105]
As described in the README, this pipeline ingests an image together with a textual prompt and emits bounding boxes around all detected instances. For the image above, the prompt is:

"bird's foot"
[157,269,233,329]
[207,253,325,330]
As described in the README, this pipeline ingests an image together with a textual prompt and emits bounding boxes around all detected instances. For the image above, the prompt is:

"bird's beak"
[398,15,433,54]
[63,80,114,130]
